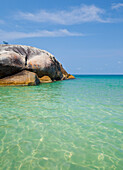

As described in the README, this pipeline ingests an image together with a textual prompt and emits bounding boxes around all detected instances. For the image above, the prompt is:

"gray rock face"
[0,45,64,80]
[0,51,25,78]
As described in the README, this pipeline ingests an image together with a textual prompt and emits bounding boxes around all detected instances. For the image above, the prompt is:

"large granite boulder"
[0,44,75,86]
[0,70,40,86]
[0,45,65,80]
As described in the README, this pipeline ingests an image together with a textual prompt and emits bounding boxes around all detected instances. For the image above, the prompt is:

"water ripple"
[0,76,123,169]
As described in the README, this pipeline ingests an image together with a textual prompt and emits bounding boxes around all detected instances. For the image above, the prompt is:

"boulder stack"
[0,44,75,86]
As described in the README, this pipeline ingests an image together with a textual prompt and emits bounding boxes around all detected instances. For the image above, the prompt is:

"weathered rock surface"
[39,76,52,83]
[68,75,75,79]
[0,44,74,86]
[0,51,25,78]
[0,70,40,86]
[60,64,69,79]
[0,45,64,80]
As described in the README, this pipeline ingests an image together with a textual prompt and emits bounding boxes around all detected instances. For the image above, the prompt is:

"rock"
[27,54,62,80]
[68,75,75,79]
[0,70,40,86]
[60,64,69,78]
[0,45,64,80]
[0,44,75,86]
[61,74,67,80]
[39,76,52,83]
[0,51,25,78]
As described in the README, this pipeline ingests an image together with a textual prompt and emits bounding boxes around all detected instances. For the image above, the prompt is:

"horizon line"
[72,73,123,75]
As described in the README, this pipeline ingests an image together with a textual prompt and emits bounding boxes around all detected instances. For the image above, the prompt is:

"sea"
[0,75,123,170]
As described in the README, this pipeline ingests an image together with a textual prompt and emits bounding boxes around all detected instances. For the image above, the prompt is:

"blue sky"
[0,0,123,74]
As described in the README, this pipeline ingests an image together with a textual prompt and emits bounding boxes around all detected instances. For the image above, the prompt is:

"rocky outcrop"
[0,70,40,86]
[0,44,75,86]
[0,45,63,80]
[39,76,52,83]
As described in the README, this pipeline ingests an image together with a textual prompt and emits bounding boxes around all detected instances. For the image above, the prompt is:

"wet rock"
[0,70,40,86]
[39,76,52,83]
[68,75,75,79]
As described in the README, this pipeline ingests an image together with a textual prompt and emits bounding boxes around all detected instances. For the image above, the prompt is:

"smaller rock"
[0,70,40,86]
[68,75,75,79]
[39,76,52,83]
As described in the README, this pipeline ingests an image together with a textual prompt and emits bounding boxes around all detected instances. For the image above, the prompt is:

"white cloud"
[112,3,123,9]
[0,29,83,41]
[17,5,108,25]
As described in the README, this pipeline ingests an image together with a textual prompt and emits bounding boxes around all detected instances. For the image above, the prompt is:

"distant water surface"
[0,75,123,169]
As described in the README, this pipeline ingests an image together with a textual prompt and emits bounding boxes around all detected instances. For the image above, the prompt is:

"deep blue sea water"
[0,75,123,169]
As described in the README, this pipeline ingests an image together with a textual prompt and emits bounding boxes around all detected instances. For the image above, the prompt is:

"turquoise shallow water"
[0,75,123,170]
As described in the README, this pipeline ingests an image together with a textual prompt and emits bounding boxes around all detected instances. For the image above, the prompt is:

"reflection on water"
[0,76,123,169]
